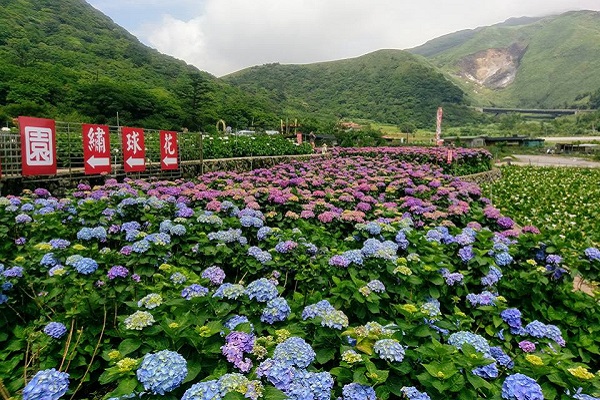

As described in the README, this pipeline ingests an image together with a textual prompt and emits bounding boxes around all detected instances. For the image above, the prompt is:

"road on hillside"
[505,155,600,168]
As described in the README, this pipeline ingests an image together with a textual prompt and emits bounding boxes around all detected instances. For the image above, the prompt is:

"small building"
[555,143,600,154]
[442,135,545,148]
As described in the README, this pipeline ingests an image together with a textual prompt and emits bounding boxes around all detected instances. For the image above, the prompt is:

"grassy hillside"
[224,50,484,129]
[0,0,279,131]
[408,11,600,108]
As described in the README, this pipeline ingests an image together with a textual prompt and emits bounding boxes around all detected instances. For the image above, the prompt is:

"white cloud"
[114,0,600,76]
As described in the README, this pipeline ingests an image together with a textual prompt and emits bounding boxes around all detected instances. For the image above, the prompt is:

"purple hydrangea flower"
[201,266,226,285]
[518,340,536,353]
[107,265,129,280]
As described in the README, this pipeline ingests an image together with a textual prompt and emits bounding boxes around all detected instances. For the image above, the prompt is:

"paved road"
[505,154,600,168]
[541,136,600,143]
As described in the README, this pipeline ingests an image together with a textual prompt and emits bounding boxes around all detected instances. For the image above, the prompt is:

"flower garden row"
[0,148,599,400]
[481,166,600,282]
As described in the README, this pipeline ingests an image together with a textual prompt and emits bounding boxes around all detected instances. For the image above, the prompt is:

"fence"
[0,121,324,195]
[0,122,206,183]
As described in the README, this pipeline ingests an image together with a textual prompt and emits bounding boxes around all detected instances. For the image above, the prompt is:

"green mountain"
[409,10,600,108]
[0,0,279,131]
[223,50,481,128]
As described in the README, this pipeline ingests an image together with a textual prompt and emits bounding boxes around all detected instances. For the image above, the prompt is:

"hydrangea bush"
[0,150,599,399]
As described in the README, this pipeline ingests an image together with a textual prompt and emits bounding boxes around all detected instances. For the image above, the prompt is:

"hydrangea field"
[1,148,599,400]
[481,166,600,282]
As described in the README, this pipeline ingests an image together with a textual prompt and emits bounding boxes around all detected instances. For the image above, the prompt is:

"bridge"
[476,107,596,118]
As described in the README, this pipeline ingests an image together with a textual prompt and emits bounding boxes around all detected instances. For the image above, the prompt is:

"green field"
[481,166,600,275]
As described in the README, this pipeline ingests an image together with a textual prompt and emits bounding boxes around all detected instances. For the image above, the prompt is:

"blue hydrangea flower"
[170,224,187,236]
[261,297,291,324]
[49,239,70,249]
[495,252,513,267]
[170,272,187,284]
[286,370,333,400]
[273,337,316,368]
[342,383,376,400]
[44,322,67,339]
[22,368,70,400]
[224,315,250,331]
[472,361,499,379]
[256,358,295,391]
[302,300,334,319]
[400,386,431,400]
[248,246,272,264]
[3,266,24,278]
[245,278,278,302]
[374,339,405,362]
[395,231,410,250]
[524,320,547,338]
[501,373,543,400]
[131,239,151,253]
[366,280,386,293]
[213,283,245,300]
[440,268,464,286]
[501,308,522,330]
[584,247,600,262]
[73,257,98,275]
[181,284,209,300]
[40,253,58,267]
[448,331,491,355]
[482,266,503,286]
[257,226,273,241]
[136,350,187,395]
[490,346,514,369]
[458,246,474,263]
[467,291,497,307]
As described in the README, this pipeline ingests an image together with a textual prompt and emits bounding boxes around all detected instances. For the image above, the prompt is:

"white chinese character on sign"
[163,133,175,155]
[126,131,142,154]
[88,127,106,153]
[25,127,53,166]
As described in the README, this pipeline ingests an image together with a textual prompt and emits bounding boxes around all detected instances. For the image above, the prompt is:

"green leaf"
[118,338,142,356]
[262,386,288,400]
[109,377,139,397]
[316,347,336,364]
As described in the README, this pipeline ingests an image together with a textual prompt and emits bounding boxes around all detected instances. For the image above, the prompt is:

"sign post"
[436,107,443,146]
[160,131,178,170]
[82,124,111,175]
[19,116,57,176]
[121,127,146,172]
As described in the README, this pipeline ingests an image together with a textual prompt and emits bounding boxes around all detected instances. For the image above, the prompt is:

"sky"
[87,0,600,77]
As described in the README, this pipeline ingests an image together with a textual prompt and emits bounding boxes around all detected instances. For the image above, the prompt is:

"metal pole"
[199,131,204,176]
[67,122,72,175]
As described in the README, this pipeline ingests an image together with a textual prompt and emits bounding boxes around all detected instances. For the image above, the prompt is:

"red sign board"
[82,124,111,175]
[121,127,146,172]
[160,130,178,170]
[19,116,57,176]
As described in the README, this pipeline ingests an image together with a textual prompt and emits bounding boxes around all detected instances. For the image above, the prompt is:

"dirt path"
[505,154,600,168]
